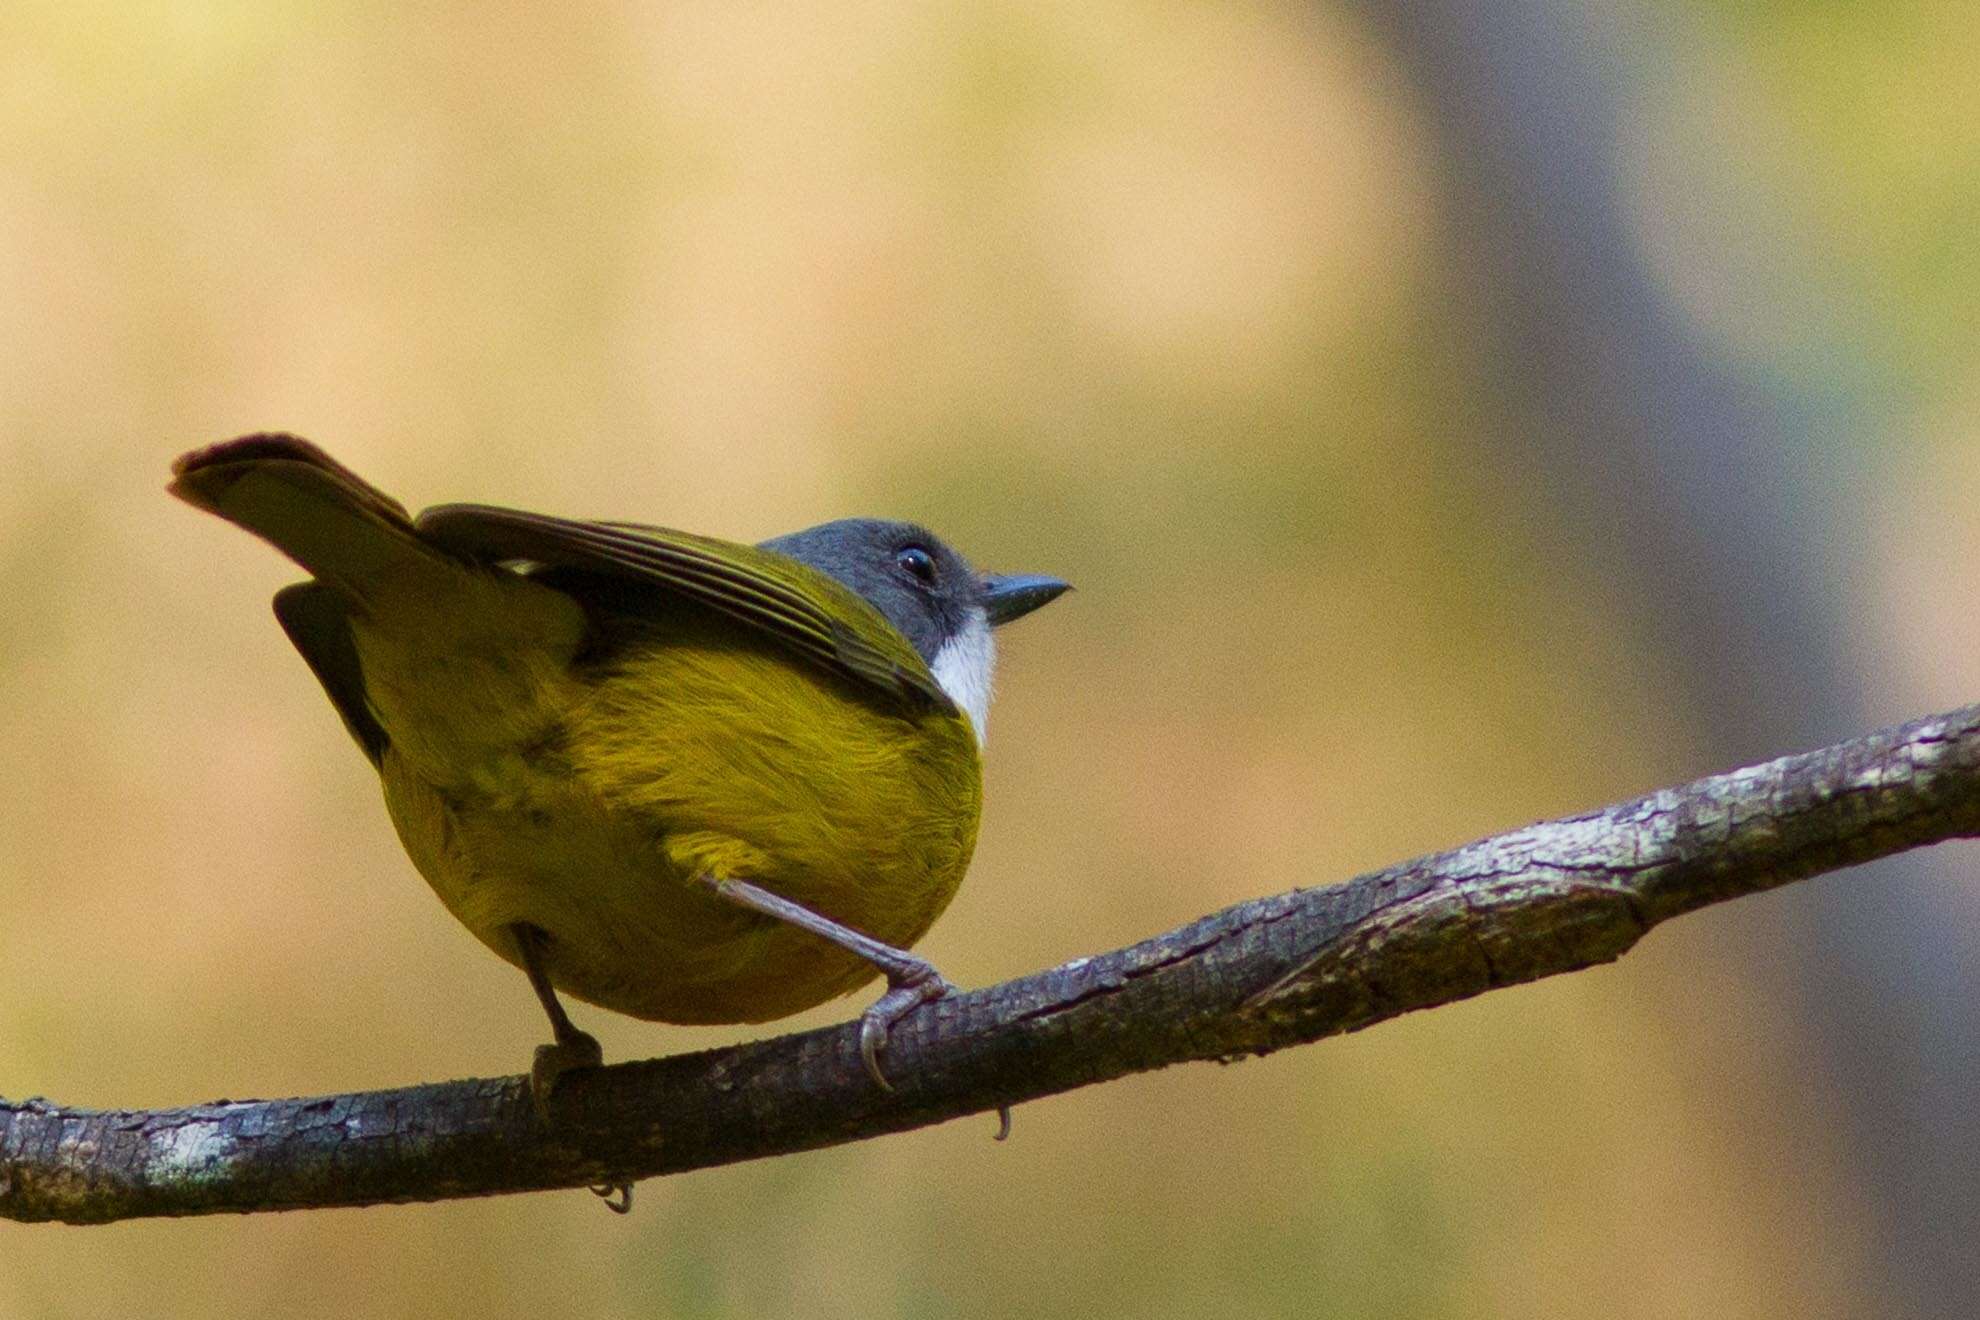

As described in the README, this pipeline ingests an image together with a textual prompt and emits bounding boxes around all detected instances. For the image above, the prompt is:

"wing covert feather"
[414,504,949,712]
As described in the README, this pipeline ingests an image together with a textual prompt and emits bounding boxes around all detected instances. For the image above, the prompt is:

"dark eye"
[895,545,937,584]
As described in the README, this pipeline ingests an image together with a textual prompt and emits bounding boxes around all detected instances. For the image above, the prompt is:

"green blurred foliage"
[1,1,1975,1316]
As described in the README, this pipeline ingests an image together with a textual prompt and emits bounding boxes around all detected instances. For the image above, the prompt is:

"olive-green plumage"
[170,436,989,1028]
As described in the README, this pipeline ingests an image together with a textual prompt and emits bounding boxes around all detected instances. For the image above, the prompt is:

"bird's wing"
[273,581,391,765]
[414,504,951,713]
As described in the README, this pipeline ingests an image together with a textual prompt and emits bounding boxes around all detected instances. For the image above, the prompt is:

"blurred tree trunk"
[1349,3,1977,1314]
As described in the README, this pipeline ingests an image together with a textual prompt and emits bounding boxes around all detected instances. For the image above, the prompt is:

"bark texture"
[7,703,1980,1224]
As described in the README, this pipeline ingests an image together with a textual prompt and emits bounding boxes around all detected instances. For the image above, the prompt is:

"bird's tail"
[169,434,446,591]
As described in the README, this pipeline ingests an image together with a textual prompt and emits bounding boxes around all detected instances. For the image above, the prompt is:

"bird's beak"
[981,573,1071,627]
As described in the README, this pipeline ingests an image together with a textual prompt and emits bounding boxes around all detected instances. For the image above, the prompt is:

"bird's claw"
[858,965,955,1089]
[529,1030,604,1122]
[590,1182,634,1214]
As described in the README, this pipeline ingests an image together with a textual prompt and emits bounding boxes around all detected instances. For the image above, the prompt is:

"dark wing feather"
[414,505,949,713]
[272,582,389,765]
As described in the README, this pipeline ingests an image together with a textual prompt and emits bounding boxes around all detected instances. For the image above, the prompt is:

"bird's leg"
[511,922,604,1120]
[701,876,955,1090]
[512,923,634,1211]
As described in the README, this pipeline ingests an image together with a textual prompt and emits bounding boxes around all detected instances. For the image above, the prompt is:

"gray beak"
[981,573,1071,627]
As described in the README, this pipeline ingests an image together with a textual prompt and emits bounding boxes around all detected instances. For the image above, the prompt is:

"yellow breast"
[381,615,984,1025]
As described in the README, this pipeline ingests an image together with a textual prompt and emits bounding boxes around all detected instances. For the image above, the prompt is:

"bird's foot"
[692,875,991,1124]
[858,961,955,1090]
[529,1029,604,1123]
[529,1036,634,1213]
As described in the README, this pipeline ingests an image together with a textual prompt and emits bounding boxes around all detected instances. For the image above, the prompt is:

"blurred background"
[3,1,1978,1316]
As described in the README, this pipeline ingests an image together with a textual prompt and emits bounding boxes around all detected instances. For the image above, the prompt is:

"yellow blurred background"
[4,1,1979,1316]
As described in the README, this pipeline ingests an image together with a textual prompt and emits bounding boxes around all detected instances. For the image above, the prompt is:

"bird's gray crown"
[759,518,981,665]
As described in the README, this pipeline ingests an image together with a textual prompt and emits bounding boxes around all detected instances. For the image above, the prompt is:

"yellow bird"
[170,435,1068,1110]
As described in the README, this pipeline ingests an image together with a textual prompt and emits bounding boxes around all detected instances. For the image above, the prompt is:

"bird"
[169,434,1068,1120]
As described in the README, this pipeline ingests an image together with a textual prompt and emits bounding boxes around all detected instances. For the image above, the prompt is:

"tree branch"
[7,703,1980,1224]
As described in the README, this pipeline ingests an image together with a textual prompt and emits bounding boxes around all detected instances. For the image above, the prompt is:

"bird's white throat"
[929,607,995,744]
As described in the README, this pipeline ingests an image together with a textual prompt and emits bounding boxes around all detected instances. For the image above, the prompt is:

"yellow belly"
[376,622,983,1025]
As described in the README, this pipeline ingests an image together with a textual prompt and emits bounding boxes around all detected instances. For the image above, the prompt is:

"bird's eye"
[895,545,937,584]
